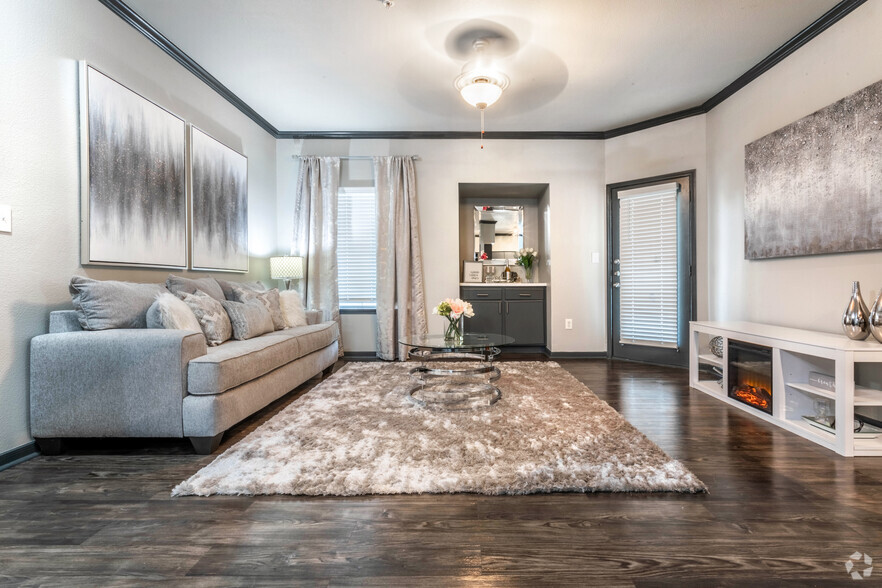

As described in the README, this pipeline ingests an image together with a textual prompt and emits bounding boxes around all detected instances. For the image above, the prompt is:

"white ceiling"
[124,0,841,133]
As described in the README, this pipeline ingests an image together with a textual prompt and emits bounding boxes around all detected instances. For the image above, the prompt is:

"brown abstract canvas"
[744,78,882,260]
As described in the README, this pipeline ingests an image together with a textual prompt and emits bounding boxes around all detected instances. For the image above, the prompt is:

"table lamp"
[270,256,304,290]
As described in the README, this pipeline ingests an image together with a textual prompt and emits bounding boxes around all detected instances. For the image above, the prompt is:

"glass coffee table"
[398,332,515,409]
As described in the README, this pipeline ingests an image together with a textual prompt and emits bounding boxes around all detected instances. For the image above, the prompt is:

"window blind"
[337,187,377,309]
[618,183,679,348]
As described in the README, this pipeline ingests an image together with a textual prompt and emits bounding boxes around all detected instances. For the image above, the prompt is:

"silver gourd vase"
[842,281,871,341]
[869,289,882,344]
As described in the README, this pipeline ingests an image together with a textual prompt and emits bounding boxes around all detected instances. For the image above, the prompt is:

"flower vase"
[444,316,464,342]
[843,281,871,341]
[524,265,533,282]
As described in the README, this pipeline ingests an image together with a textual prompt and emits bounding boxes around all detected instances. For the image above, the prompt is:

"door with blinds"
[608,172,695,367]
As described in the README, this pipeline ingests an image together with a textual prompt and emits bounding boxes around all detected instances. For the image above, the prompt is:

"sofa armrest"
[30,329,207,438]
[306,309,325,325]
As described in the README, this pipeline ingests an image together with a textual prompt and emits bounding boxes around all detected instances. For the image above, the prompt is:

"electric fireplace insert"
[728,339,773,415]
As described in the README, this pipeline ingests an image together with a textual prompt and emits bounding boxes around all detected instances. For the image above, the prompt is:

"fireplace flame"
[732,385,771,410]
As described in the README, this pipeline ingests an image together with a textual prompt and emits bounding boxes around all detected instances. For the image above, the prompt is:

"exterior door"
[608,171,695,367]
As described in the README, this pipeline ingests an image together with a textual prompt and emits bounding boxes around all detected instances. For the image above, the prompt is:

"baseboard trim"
[548,352,609,359]
[0,441,39,472]
[343,351,382,361]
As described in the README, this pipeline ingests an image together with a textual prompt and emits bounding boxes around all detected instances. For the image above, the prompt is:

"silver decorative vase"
[842,281,871,341]
[869,289,882,343]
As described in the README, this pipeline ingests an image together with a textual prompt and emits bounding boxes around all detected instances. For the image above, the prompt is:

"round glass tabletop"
[399,332,515,350]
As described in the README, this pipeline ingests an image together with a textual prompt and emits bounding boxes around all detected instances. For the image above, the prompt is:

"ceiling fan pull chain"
[480,108,485,150]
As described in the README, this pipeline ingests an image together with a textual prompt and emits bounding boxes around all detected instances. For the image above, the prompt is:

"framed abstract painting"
[189,125,249,272]
[79,63,188,268]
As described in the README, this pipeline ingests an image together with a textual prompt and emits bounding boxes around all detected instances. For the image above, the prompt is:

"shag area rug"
[173,362,706,496]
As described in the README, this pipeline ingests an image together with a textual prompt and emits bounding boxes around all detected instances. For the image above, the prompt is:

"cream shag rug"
[172,362,706,496]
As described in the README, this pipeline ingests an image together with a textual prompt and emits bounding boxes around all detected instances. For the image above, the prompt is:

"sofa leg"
[190,433,223,455]
[35,438,63,456]
[322,364,335,378]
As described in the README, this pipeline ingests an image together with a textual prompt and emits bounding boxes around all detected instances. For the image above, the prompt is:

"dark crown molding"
[100,0,865,141]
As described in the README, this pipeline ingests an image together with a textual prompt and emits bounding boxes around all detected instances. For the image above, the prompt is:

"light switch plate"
[0,204,10,233]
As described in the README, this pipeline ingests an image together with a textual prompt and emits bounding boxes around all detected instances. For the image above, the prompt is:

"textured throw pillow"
[230,284,286,330]
[146,292,203,332]
[69,276,167,330]
[221,298,274,340]
[279,289,308,328]
[166,274,225,302]
[216,278,266,301]
[180,290,232,346]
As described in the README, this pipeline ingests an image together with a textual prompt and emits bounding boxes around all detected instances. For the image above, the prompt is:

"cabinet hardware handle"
[518,293,531,297]
[476,293,489,297]
[498,301,502,314]
[506,302,510,314]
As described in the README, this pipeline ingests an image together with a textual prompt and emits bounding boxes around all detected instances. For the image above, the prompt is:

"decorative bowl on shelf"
[709,336,724,358]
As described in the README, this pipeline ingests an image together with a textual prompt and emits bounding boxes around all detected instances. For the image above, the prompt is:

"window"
[618,184,679,348]
[337,187,377,309]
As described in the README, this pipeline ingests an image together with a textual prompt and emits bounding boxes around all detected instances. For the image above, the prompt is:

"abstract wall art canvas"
[744,78,882,260]
[80,63,187,268]
[189,126,249,272]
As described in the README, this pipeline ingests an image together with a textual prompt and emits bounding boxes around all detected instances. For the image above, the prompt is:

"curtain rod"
[292,155,420,161]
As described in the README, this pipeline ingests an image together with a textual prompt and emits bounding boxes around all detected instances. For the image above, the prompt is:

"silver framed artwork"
[79,63,188,268]
[744,78,882,260]
[189,126,249,272]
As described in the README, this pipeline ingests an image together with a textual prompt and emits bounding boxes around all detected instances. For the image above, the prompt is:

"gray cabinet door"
[465,299,504,334]
[504,300,545,345]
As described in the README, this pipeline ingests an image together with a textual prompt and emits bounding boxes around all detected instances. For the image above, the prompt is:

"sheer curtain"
[374,156,428,360]
[293,156,343,354]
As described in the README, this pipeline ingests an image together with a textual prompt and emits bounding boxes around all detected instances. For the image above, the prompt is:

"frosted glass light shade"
[459,80,504,109]
[270,256,304,280]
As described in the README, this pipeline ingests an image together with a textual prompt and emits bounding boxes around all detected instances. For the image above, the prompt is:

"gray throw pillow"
[221,298,274,340]
[217,278,266,301]
[180,290,232,346]
[166,274,225,302]
[69,276,167,330]
[230,284,286,331]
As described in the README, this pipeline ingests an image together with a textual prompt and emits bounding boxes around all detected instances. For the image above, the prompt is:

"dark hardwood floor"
[2,358,882,586]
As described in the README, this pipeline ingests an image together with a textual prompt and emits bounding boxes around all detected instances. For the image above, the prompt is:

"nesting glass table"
[398,332,514,409]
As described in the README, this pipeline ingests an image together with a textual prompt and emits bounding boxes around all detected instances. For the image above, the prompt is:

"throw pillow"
[146,292,203,333]
[221,298,274,340]
[216,278,266,301]
[180,290,232,346]
[69,276,167,330]
[230,284,286,331]
[279,289,308,328]
[166,274,225,302]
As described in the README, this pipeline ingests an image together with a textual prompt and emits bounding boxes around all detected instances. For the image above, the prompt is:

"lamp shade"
[270,256,304,280]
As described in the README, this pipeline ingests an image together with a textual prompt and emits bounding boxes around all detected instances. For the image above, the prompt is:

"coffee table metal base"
[405,347,503,410]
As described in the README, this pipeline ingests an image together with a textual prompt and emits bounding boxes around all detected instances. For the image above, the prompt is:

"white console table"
[689,321,882,457]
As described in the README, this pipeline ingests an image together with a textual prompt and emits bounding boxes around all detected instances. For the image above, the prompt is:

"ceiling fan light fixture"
[455,72,509,110]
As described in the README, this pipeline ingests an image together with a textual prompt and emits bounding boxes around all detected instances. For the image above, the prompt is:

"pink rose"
[449,300,465,316]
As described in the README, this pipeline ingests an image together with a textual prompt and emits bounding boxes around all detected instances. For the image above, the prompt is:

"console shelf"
[690,321,882,457]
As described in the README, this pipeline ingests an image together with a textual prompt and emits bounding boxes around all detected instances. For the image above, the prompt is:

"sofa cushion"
[187,321,339,396]
[166,274,225,302]
[216,278,266,301]
[221,298,274,340]
[230,285,286,331]
[181,290,232,346]
[146,292,203,332]
[279,290,308,328]
[69,276,167,330]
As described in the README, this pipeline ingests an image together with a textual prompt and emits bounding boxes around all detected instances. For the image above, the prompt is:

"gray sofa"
[30,309,339,454]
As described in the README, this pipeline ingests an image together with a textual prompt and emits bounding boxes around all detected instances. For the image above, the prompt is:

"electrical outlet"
[565,318,573,330]
[0,204,10,233]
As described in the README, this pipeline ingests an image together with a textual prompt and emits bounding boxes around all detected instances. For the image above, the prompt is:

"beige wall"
[0,1,278,456]
[706,0,882,331]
